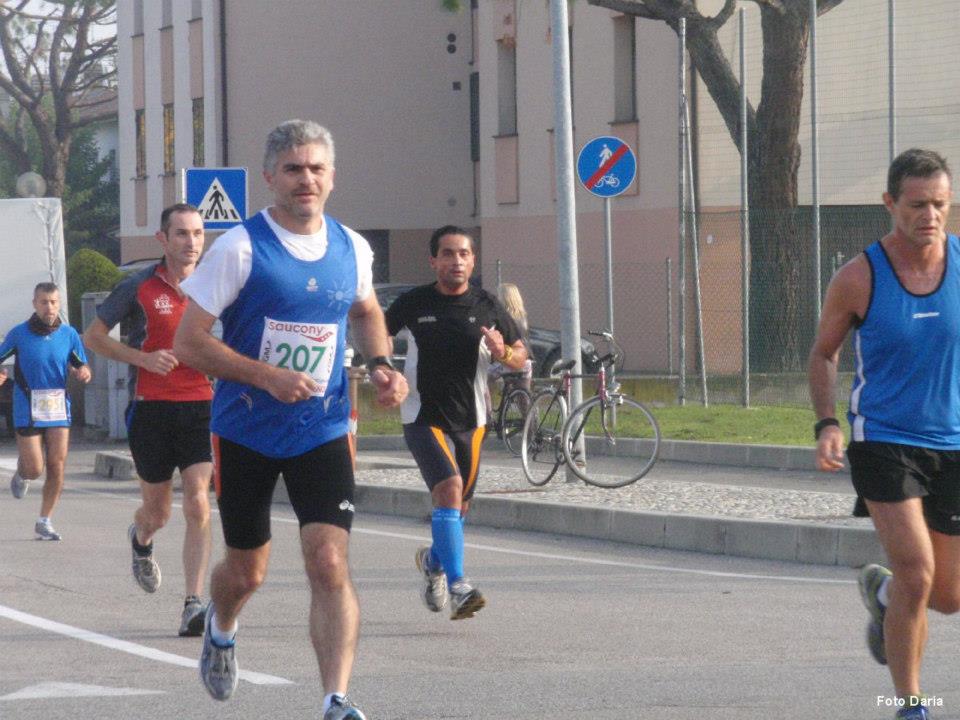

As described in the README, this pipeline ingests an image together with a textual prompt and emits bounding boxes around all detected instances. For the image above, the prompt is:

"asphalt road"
[1,450,958,719]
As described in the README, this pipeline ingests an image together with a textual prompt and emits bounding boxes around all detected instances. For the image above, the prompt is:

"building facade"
[118,1,960,378]
[117,0,475,285]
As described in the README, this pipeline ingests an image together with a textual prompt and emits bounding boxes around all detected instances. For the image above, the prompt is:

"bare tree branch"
[817,0,845,15]
[0,0,117,197]
[706,0,738,30]
[585,0,666,21]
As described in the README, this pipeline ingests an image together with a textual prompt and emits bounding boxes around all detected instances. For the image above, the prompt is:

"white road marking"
[69,482,855,591]
[0,605,293,686]
[352,526,856,585]
[0,682,163,701]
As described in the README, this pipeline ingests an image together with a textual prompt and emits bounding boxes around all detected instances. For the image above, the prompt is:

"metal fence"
[492,0,960,408]
[494,205,893,408]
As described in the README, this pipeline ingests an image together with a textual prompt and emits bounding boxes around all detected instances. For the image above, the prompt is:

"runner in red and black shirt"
[84,203,213,637]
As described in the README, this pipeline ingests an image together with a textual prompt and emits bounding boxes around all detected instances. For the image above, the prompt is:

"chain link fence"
[494,205,894,408]
[487,0,960,408]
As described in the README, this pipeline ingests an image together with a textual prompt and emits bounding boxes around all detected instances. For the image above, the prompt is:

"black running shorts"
[402,423,485,502]
[212,433,356,550]
[848,440,960,535]
[126,400,212,483]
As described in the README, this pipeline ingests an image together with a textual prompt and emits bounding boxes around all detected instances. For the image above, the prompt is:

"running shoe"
[199,604,239,701]
[414,546,447,612]
[323,695,367,720]
[179,596,207,637]
[859,563,892,665]
[34,519,61,541]
[896,706,930,719]
[128,523,161,593]
[449,577,485,620]
[10,471,29,499]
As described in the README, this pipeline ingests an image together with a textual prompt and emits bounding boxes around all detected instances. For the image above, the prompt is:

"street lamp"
[15,171,47,198]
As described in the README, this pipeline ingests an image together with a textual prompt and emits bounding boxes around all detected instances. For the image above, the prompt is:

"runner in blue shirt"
[175,119,406,719]
[0,283,90,541]
[810,148,960,720]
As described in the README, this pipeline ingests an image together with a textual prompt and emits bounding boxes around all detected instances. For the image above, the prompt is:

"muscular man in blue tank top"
[174,120,407,720]
[809,149,960,720]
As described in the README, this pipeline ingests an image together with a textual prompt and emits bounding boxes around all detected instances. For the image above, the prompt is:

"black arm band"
[365,355,395,373]
[814,417,840,439]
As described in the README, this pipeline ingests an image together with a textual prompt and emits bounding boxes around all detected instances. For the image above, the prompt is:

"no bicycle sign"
[576,136,636,198]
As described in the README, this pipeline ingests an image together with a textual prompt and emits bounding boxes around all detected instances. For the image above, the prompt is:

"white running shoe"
[10,472,29,499]
[415,546,447,612]
[323,695,367,720]
[199,604,239,701]
[128,523,161,593]
[34,519,61,541]
[449,577,485,620]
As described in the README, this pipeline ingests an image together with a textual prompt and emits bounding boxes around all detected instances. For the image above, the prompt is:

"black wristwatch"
[814,417,840,439]
[365,355,395,373]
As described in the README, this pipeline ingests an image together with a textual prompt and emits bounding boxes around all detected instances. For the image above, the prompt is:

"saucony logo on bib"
[913,311,940,319]
[259,317,338,397]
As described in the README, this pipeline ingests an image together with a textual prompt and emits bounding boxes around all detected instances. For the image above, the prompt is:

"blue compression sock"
[432,507,465,583]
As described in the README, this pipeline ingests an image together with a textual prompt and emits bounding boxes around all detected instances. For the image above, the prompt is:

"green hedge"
[66,248,123,330]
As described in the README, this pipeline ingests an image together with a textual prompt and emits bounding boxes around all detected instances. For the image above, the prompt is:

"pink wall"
[481,206,679,373]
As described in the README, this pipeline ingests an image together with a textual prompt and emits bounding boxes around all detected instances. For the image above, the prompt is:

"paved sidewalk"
[92,434,883,569]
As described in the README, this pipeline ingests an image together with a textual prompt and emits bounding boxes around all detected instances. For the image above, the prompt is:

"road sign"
[183,167,247,229]
[576,136,636,198]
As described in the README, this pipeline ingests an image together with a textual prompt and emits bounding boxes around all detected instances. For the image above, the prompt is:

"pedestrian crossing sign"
[183,167,248,230]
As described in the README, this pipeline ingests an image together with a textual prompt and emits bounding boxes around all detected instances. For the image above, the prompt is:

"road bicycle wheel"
[499,387,531,456]
[520,389,568,486]
[561,394,660,488]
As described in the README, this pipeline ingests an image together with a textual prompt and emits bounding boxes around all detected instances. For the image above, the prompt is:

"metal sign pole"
[677,19,687,407]
[548,0,585,480]
[603,196,614,335]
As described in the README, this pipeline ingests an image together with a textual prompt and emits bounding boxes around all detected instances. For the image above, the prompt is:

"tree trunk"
[747,5,812,372]
[589,0,841,373]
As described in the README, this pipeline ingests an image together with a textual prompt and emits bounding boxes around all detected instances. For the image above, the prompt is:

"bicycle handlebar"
[587,331,624,369]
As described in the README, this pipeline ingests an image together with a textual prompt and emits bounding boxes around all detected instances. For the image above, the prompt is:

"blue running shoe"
[896,705,930,719]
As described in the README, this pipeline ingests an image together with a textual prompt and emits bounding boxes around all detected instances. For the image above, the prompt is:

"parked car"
[526,325,601,378]
[353,283,600,376]
[116,257,161,274]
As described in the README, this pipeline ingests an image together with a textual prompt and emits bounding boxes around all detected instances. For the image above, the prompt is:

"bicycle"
[488,371,532,456]
[520,332,660,488]
[593,174,620,189]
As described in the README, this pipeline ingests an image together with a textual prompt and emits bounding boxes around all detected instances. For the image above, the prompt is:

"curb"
[92,449,882,568]
[349,485,882,568]
[356,435,835,473]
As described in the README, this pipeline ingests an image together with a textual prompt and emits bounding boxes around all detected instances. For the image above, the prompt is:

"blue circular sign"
[576,136,636,198]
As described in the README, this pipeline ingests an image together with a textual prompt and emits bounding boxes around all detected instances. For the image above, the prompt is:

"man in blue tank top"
[810,148,960,720]
[174,120,407,720]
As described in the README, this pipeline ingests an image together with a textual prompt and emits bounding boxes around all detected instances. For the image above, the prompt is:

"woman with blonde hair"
[493,283,533,389]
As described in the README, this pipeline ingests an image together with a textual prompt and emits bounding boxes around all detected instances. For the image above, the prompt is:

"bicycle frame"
[571,332,625,447]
